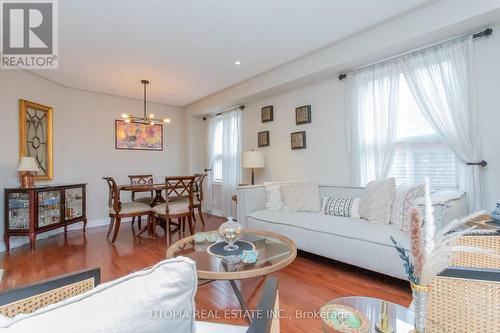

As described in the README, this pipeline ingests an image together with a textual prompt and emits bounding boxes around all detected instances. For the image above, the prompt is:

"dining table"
[117,183,167,207]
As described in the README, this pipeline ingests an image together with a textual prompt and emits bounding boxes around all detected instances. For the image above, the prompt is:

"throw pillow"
[390,185,425,231]
[264,182,290,210]
[280,183,321,213]
[321,197,361,218]
[359,178,396,224]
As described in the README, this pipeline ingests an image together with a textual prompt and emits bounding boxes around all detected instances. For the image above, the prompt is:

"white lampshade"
[16,157,40,172]
[241,151,265,169]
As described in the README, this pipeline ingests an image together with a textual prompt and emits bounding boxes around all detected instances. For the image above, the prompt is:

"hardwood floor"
[0,213,411,332]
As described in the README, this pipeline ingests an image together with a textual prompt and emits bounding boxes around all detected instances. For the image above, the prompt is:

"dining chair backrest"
[128,174,154,200]
[193,173,207,203]
[102,177,120,213]
[165,176,195,208]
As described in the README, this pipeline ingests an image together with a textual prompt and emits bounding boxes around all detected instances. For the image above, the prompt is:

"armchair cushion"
[109,201,151,215]
[0,257,198,333]
[153,202,190,215]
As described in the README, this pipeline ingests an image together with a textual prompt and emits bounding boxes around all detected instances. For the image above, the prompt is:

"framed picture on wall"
[115,120,163,151]
[291,131,306,150]
[258,131,270,147]
[295,105,311,125]
[19,99,53,180]
[261,105,274,122]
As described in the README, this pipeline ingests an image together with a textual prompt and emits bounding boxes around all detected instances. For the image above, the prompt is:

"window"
[212,117,223,182]
[387,75,458,188]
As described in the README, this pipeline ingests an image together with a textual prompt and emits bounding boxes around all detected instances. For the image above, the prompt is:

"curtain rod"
[202,105,245,120]
[338,27,493,80]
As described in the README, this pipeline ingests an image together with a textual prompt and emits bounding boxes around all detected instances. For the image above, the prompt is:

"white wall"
[0,70,187,250]
[234,26,500,210]
[241,78,349,185]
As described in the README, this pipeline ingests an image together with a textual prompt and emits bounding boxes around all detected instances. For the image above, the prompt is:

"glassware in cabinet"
[37,190,61,227]
[7,192,30,229]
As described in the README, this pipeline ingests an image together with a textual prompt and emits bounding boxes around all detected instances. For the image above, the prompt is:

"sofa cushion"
[247,209,408,247]
[264,182,290,210]
[280,183,321,213]
[0,257,197,333]
[321,197,360,218]
[390,185,425,231]
[359,178,396,224]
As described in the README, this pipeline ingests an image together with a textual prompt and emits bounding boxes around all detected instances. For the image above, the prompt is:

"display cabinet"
[4,184,87,251]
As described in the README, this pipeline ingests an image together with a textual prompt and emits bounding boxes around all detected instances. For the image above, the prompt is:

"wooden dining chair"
[151,176,195,240]
[128,174,155,229]
[192,173,208,226]
[103,177,152,243]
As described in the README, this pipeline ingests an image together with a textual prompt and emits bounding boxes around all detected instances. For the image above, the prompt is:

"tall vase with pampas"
[390,179,495,333]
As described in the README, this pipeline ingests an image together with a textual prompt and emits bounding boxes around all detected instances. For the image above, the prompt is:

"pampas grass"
[392,178,498,286]
[410,208,425,279]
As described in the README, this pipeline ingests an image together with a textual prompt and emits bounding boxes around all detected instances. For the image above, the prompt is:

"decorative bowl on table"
[320,304,370,333]
[218,217,243,251]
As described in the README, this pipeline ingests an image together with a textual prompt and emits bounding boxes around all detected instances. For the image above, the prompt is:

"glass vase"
[217,217,242,251]
[411,282,430,333]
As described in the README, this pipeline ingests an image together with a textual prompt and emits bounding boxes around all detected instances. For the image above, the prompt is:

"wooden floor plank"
[0,213,411,332]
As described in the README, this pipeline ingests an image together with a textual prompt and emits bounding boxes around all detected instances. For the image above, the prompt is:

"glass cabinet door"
[7,192,30,230]
[64,187,84,220]
[37,190,61,227]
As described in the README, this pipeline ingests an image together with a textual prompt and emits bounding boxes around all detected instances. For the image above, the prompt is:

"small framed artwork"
[258,131,270,147]
[261,105,274,122]
[291,131,306,150]
[295,105,311,125]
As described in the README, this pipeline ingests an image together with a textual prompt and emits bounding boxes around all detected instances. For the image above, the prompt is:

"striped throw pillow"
[321,197,360,218]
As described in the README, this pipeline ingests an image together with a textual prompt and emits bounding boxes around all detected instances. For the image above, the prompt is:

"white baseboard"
[0,218,118,253]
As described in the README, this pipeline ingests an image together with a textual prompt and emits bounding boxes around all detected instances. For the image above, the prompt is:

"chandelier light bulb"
[125,119,131,123]
[150,121,155,125]
[163,118,171,123]
[121,113,129,119]
[148,113,155,119]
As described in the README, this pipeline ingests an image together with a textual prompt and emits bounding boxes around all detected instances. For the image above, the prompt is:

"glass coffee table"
[321,296,445,333]
[166,229,297,315]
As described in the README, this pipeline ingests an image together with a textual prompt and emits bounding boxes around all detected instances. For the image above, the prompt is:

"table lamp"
[241,150,264,185]
[16,157,40,188]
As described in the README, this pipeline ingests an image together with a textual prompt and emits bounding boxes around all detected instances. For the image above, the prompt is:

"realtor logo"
[1,0,58,68]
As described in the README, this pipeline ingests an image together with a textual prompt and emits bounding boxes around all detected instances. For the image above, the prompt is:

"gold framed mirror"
[19,100,53,180]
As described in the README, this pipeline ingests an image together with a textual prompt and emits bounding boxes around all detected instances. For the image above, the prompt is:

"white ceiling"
[34,0,434,106]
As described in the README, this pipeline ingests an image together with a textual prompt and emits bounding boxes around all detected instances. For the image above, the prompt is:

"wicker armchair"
[452,235,500,269]
[427,267,500,333]
[0,268,100,318]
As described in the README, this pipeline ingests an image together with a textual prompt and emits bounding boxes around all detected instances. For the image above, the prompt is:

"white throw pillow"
[359,178,396,224]
[264,182,290,210]
[280,183,321,213]
[321,197,360,218]
[0,257,197,333]
[390,185,425,231]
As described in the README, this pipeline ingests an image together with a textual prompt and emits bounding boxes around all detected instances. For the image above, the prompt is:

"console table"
[4,183,87,251]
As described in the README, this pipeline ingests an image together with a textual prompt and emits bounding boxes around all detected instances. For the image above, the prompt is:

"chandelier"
[121,80,171,125]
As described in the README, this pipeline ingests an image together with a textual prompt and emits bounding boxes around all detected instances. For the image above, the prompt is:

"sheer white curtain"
[347,61,400,186]
[204,116,217,212]
[221,108,242,217]
[402,37,487,210]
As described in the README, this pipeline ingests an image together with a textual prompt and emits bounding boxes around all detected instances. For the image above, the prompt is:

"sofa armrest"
[0,268,101,318]
[237,185,266,227]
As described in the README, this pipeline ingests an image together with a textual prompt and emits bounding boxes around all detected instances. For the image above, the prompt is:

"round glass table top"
[166,229,297,280]
[321,296,446,333]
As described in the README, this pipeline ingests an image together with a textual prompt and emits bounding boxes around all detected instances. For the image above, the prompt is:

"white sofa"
[237,184,467,280]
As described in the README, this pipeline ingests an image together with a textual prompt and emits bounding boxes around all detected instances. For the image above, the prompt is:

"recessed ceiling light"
[234,61,241,65]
